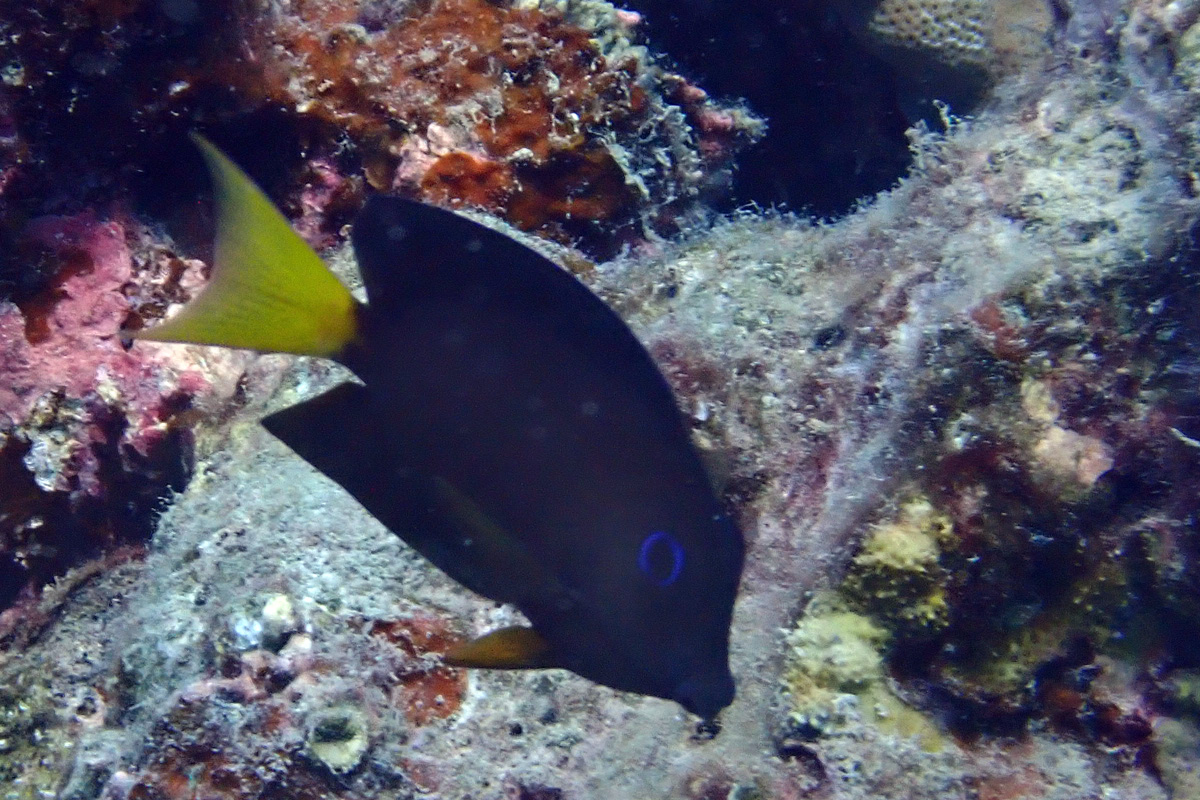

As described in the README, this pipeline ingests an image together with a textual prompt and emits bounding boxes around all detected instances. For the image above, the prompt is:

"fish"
[128,134,745,720]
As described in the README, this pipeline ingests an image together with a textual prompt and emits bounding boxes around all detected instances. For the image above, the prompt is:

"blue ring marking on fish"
[638,531,684,587]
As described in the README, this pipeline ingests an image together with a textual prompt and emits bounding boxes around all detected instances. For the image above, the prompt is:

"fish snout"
[672,670,735,721]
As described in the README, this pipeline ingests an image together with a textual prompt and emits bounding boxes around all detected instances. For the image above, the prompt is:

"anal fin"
[262,385,560,607]
[261,382,381,488]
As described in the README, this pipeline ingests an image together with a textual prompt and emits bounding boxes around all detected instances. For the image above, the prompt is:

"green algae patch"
[785,601,888,692]
[782,499,964,750]
[0,681,76,800]
[782,594,949,751]
[841,499,954,641]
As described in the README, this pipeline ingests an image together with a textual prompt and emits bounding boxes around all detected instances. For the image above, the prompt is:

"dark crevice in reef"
[0,0,250,301]
[127,109,341,257]
[0,556,24,610]
[625,0,922,216]
[0,414,194,618]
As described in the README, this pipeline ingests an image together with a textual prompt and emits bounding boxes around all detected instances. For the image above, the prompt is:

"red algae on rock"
[368,616,467,726]
[0,213,204,610]
[248,0,756,249]
[117,612,466,799]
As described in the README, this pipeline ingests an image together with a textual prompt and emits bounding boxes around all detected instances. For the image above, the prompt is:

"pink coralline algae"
[0,213,207,614]
[3,216,181,431]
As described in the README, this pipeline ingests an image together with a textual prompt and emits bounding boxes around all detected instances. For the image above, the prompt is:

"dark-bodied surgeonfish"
[128,134,744,720]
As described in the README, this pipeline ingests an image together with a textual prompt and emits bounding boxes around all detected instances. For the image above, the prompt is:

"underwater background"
[2,0,1200,797]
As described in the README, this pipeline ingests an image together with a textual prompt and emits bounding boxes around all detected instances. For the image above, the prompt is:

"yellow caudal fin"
[127,133,359,357]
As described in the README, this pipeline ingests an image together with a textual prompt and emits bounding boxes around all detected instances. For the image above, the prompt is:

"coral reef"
[865,0,994,69]
[858,0,1056,76]
[841,0,1058,122]
[1,0,1200,798]
[253,0,760,249]
[781,594,947,749]
[0,0,757,258]
[0,0,757,616]
[0,213,213,613]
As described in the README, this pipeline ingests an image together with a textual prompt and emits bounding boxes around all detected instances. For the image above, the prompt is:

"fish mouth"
[672,671,736,721]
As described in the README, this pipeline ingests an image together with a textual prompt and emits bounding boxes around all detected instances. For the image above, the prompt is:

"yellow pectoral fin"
[128,133,360,357]
[444,626,557,670]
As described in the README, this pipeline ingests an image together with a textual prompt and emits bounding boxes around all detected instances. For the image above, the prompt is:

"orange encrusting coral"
[254,0,657,244]
[508,145,636,230]
[369,616,468,726]
[421,152,517,212]
[1,0,756,266]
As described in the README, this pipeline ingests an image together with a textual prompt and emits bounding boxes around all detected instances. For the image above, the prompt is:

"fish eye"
[638,531,684,587]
